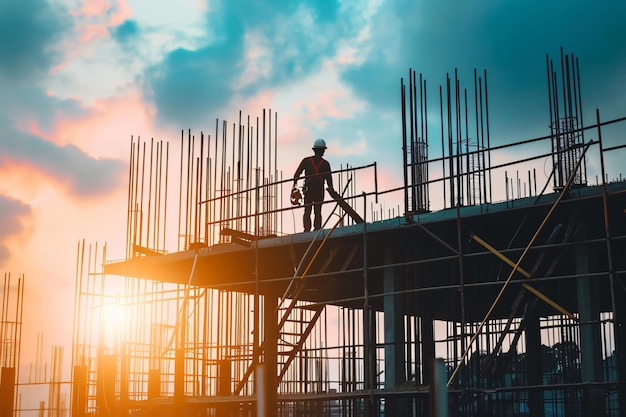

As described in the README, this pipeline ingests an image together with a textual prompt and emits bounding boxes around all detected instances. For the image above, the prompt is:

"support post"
[575,227,606,415]
[430,358,448,417]
[0,367,16,417]
[96,352,116,415]
[258,295,278,417]
[526,311,544,417]
[120,345,129,417]
[147,369,161,400]
[421,306,435,387]
[174,348,184,403]
[217,359,232,417]
[71,365,88,417]
[384,247,406,413]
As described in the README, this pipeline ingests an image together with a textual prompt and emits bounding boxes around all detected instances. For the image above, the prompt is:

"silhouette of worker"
[293,138,334,232]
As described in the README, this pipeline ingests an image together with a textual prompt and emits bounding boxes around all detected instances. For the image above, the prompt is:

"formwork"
[71,52,626,416]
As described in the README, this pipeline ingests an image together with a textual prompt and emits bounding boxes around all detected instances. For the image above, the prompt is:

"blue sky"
[1,0,626,399]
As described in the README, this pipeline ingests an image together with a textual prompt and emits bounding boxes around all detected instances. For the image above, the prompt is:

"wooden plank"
[326,188,364,224]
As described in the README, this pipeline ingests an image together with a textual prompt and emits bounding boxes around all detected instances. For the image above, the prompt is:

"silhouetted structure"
[62,51,626,417]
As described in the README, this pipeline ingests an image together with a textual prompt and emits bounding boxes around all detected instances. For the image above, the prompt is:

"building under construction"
[25,51,623,417]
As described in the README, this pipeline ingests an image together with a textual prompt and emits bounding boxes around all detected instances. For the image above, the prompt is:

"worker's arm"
[293,159,305,186]
[324,161,334,190]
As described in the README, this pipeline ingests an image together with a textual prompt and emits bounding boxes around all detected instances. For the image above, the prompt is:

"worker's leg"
[303,204,312,232]
[313,202,323,230]
[303,186,317,232]
[306,184,324,230]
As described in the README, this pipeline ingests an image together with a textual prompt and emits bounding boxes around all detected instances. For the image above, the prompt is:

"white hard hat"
[312,138,327,149]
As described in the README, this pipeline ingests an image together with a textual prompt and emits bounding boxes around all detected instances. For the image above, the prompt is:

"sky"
[1,0,626,402]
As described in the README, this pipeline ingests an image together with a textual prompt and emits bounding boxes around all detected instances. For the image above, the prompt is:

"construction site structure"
[1,274,23,417]
[6,50,626,417]
[1,276,68,417]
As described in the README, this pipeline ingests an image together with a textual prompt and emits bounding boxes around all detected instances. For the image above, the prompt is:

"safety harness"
[308,156,325,182]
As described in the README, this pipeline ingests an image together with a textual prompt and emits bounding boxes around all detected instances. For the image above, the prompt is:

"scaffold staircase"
[277,303,325,385]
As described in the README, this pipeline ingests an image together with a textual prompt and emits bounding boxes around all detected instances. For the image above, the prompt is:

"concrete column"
[217,359,232,396]
[430,359,449,417]
[71,365,88,417]
[0,367,15,417]
[525,308,544,417]
[363,305,376,417]
[576,240,606,416]
[147,369,161,399]
[258,294,278,417]
[421,305,435,386]
[120,346,129,417]
[174,348,184,403]
[217,359,232,417]
[96,352,116,414]
[384,252,405,388]
[384,249,407,415]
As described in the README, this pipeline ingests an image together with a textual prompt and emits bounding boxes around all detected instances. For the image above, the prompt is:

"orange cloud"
[73,0,109,17]
[28,91,157,160]
[77,24,109,43]
[242,91,277,116]
[71,0,134,43]
[73,0,132,23]
[108,0,133,26]
[0,156,90,204]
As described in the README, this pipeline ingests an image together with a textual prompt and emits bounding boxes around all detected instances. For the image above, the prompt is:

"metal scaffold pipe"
[447,140,594,386]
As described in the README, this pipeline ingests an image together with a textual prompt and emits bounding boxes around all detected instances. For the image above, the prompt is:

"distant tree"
[552,340,580,383]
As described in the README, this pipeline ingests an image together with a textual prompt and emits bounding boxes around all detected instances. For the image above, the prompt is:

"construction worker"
[293,138,334,232]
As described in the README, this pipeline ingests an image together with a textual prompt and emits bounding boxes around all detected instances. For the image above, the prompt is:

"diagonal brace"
[471,233,576,320]
[447,140,593,386]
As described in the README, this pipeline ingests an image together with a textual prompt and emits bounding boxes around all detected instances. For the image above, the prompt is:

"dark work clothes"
[293,155,333,231]
[293,156,333,189]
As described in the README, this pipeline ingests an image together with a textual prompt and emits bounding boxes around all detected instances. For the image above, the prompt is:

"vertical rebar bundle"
[401,69,430,214]
[401,68,492,214]
[547,48,587,189]
[439,69,492,208]
[125,110,282,257]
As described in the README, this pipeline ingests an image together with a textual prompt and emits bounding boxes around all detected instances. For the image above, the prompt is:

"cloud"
[110,19,139,45]
[0,194,31,265]
[0,0,127,202]
[70,0,133,42]
[140,4,247,127]
[0,83,87,135]
[0,0,70,80]
[0,0,126,203]
[0,122,126,198]
[341,0,626,140]
[142,0,357,128]
[144,43,242,127]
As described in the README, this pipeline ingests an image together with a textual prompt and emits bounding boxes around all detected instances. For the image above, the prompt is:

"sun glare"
[99,301,128,347]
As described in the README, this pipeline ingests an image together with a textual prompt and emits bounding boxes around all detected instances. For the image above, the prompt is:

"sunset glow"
[1,0,626,414]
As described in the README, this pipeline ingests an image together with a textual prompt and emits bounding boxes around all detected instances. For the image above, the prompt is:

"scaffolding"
[69,119,626,417]
[1,273,23,417]
[64,53,626,417]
